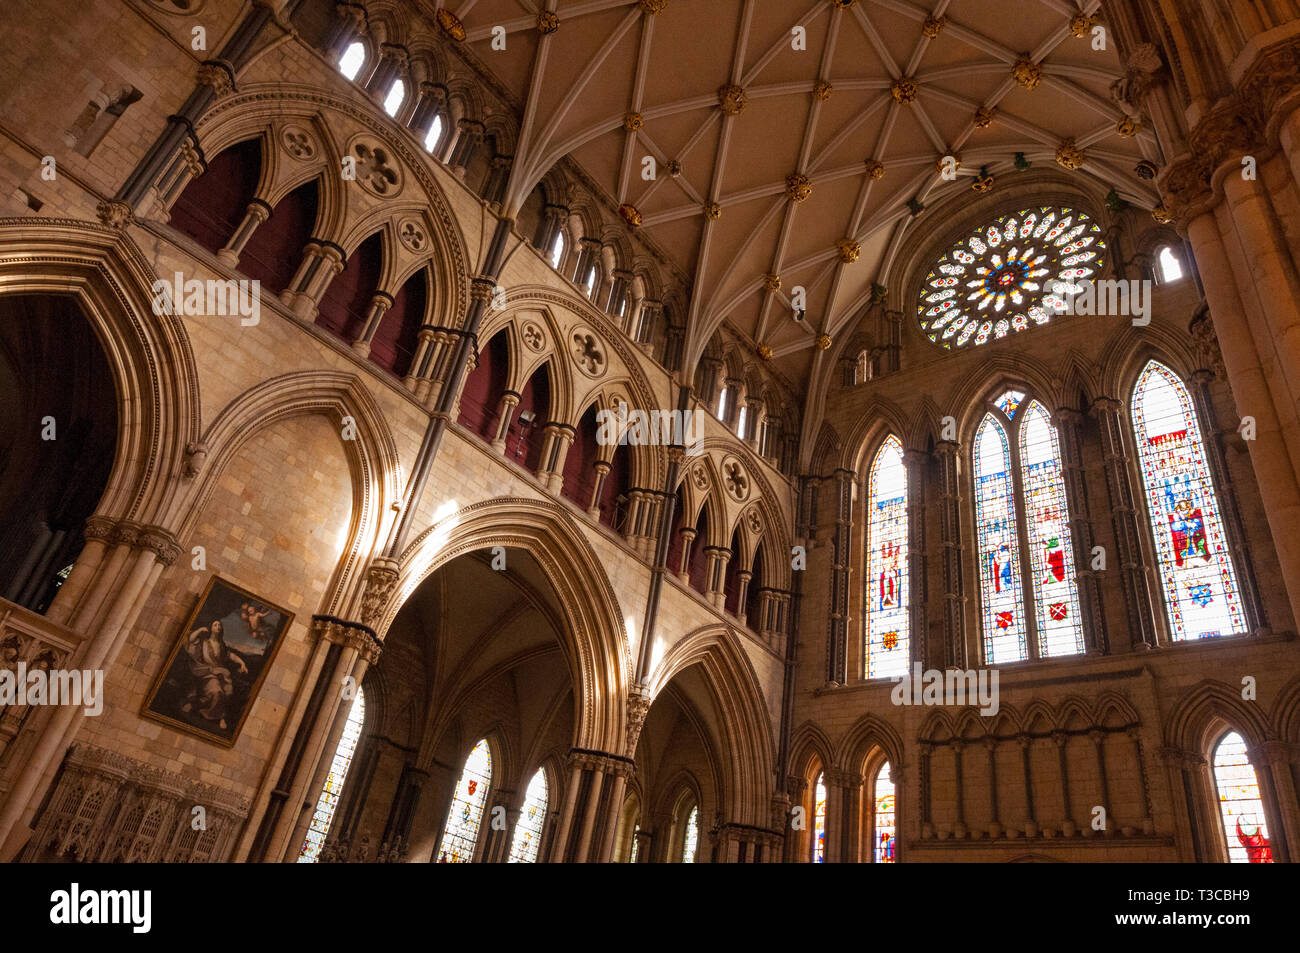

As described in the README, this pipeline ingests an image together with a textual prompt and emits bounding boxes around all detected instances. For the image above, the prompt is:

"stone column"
[351,291,394,357]
[1255,740,1300,862]
[1055,408,1107,653]
[826,468,854,684]
[1090,398,1159,649]
[216,199,270,269]
[676,527,697,581]
[587,460,611,519]
[490,391,520,452]
[325,2,369,61]
[934,441,966,668]
[448,119,484,178]
[281,239,345,321]
[1185,204,1300,623]
[735,570,753,625]
[705,546,730,609]
[903,448,929,667]
[408,82,448,147]
[364,43,409,103]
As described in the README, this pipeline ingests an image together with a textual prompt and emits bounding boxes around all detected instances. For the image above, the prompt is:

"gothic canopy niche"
[918,205,1104,349]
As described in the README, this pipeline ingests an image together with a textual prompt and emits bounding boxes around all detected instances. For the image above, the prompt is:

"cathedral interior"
[1,0,1299,866]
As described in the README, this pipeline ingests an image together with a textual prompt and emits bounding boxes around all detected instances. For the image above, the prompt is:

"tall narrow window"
[1212,731,1273,863]
[297,688,364,862]
[338,41,366,81]
[975,413,1026,662]
[425,114,445,153]
[716,386,729,420]
[1157,246,1184,284]
[436,738,492,863]
[548,229,566,269]
[974,392,1083,662]
[873,762,897,863]
[682,806,699,863]
[1020,402,1085,657]
[629,825,640,863]
[1132,361,1243,640]
[382,79,405,117]
[813,772,827,862]
[737,405,748,440]
[582,263,599,298]
[865,436,909,678]
[507,768,548,863]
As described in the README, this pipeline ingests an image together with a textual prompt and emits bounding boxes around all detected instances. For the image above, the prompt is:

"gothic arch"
[643,623,776,827]
[389,496,630,754]
[1165,679,1275,753]
[189,369,402,618]
[0,219,200,530]
[834,713,905,776]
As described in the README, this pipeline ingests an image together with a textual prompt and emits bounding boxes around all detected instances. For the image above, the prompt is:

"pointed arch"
[388,497,630,754]
[436,737,494,863]
[644,624,776,828]
[864,433,910,679]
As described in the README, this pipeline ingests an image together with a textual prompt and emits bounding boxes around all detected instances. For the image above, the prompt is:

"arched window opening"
[382,78,406,118]
[1157,245,1184,284]
[561,405,600,510]
[1131,362,1243,640]
[873,762,897,863]
[973,392,1084,662]
[812,772,827,862]
[507,768,548,863]
[865,436,909,679]
[737,405,748,440]
[682,805,699,863]
[315,232,382,342]
[510,366,551,473]
[1212,731,1273,863]
[436,739,492,863]
[582,262,600,299]
[716,386,729,421]
[424,113,445,154]
[687,506,711,596]
[338,41,366,81]
[297,688,364,862]
[548,229,567,269]
[629,825,641,862]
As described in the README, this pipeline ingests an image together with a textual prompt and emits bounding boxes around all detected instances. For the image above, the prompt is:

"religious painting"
[142,576,294,746]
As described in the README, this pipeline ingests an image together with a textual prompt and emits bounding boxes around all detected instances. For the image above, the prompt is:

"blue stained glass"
[1131,362,1243,640]
[865,436,909,678]
[974,415,1026,661]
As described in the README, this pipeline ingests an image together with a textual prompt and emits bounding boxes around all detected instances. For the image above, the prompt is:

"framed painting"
[142,575,294,747]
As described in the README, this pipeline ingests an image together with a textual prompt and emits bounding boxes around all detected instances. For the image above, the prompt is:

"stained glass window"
[1020,402,1085,657]
[297,687,364,862]
[865,436,909,678]
[873,762,896,863]
[1213,731,1273,863]
[338,41,366,81]
[682,806,699,863]
[507,768,548,863]
[1131,362,1243,640]
[918,206,1104,349]
[436,738,492,863]
[813,772,827,862]
[975,414,1026,662]
[974,395,1085,662]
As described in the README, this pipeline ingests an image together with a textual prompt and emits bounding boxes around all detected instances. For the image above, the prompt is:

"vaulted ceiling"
[430,0,1161,389]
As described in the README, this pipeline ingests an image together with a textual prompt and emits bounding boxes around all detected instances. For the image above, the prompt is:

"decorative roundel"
[918,206,1104,349]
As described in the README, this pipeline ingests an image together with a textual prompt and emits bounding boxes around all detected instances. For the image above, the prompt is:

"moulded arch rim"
[0,218,201,530]
[388,496,630,753]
